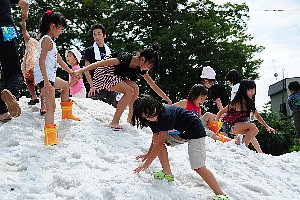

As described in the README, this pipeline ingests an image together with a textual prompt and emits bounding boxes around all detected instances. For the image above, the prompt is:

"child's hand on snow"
[135,154,148,162]
[133,163,150,174]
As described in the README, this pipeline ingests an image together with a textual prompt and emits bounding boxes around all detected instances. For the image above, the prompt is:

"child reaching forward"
[173,84,231,143]
[34,10,80,145]
[216,79,275,147]
[226,70,263,152]
[66,48,86,98]
[75,44,172,129]
[132,94,228,199]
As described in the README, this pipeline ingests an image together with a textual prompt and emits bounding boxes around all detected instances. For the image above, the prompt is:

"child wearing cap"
[66,48,86,98]
[200,66,230,115]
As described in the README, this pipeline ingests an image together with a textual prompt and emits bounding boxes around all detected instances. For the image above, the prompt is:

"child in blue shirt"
[132,94,228,198]
[288,81,300,142]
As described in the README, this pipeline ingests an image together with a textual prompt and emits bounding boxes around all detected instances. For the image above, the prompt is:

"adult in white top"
[226,69,242,100]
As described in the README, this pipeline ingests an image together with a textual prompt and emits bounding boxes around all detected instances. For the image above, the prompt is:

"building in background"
[268,77,300,118]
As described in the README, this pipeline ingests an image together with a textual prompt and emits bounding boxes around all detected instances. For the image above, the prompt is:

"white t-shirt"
[230,83,240,100]
[34,35,58,84]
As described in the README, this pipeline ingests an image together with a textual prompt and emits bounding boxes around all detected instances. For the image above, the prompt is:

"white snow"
[1,97,299,200]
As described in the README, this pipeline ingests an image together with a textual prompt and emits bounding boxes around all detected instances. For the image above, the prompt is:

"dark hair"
[132,94,164,128]
[288,81,300,92]
[139,43,160,68]
[226,69,242,85]
[231,79,256,112]
[39,11,66,37]
[187,84,208,103]
[201,78,216,85]
[90,24,106,35]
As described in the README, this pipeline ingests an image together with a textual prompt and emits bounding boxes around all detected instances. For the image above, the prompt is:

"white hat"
[200,66,216,80]
[67,48,82,63]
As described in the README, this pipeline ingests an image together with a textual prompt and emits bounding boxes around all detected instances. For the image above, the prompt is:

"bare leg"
[195,167,224,195]
[40,93,46,113]
[157,144,172,175]
[123,80,139,124]
[250,137,263,153]
[54,77,70,102]
[25,70,38,100]
[109,81,134,127]
[233,122,258,146]
[42,87,55,125]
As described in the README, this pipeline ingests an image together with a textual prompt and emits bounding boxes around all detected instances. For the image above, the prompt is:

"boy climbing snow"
[132,94,229,199]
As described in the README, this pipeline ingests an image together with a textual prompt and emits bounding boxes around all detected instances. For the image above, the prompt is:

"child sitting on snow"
[173,84,231,143]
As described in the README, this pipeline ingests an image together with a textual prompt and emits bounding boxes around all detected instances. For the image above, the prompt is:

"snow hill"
[0,97,299,200]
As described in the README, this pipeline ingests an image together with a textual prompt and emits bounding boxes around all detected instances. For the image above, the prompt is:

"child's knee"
[125,87,135,97]
[194,166,207,174]
[61,83,70,91]
[250,124,259,135]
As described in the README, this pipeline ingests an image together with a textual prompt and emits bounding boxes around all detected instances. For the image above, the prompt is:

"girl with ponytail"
[34,10,80,145]
[76,44,172,130]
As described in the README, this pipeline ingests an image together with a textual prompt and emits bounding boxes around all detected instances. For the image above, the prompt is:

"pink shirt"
[69,65,85,95]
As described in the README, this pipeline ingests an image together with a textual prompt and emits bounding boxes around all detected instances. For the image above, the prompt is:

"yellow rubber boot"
[61,100,80,121]
[219,135,232,143]
[206,121,221,134]
[44,124,59,145]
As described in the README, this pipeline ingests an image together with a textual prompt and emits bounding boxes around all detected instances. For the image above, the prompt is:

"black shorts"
[37,81,55,88]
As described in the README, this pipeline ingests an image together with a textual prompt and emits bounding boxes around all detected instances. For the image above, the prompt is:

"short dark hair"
[226,69,242,85]
[187,84,208,103]
[288,81,300,92]
[90,24,106,35]
[132,94,164,128]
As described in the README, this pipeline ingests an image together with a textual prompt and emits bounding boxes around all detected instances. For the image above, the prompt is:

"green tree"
[107,0,264,101]
[253,103,297,155]
[14,0,264,102]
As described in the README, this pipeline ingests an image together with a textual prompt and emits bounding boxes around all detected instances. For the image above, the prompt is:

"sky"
[213,0,300,110]
[0,98,300,200]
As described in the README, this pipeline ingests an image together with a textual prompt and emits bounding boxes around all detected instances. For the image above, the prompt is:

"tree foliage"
[252,103,298,155]
[14,0,264,102]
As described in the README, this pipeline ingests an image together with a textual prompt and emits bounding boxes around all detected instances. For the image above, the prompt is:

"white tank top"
[34,35,58,84]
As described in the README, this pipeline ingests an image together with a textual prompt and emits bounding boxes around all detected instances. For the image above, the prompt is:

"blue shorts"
[222,122,234,136]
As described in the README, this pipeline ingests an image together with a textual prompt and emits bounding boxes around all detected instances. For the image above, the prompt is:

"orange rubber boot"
[44,124,59,145]
[206,121,221,134]
[61,100,80,121]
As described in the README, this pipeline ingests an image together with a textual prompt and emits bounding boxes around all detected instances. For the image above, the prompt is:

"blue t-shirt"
[148,105,206,139]
[0,0,19,27]
[288,92,300,112]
